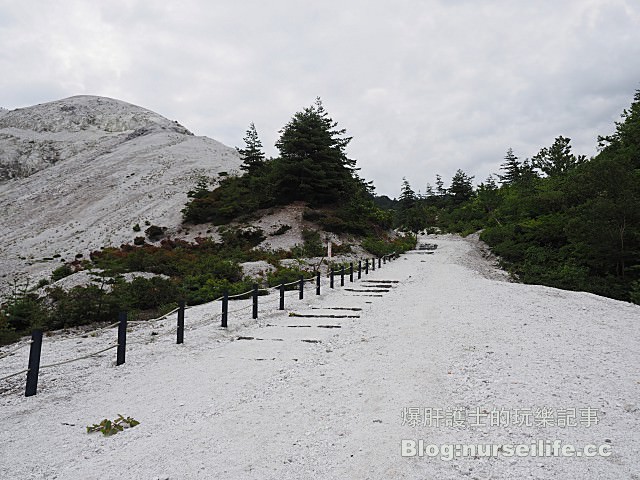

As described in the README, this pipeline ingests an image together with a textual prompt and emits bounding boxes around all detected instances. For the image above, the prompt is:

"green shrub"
[301,229,325,257]
[51,264,74,282]
[0,315,19,346]
[362,233,416,257]
[113,277,179,311]
[179,275,253,304]
[144,225,165,241]
[267,266,311,289]
[332,242,353,255]
[302,209,324,222]
[272,224,291,236]
[219,226,265,249]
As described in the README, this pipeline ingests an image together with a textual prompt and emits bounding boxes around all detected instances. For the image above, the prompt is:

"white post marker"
[327,241,332,258]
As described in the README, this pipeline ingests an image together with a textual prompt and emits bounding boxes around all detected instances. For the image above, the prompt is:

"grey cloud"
[1,0,639,196]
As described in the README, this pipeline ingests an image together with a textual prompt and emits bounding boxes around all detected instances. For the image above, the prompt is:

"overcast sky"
[1,0,639,197]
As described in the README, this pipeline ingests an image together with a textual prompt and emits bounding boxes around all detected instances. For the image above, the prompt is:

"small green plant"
[272,224,292,236]
[133,223,141,232]
[145,225,165,241]
[51,264,74,282]
[87,414,140,436]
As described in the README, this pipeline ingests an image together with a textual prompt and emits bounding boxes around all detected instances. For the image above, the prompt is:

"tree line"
[390,89,640,304]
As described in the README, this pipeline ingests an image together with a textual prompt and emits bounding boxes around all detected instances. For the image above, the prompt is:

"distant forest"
[386,89,640,304]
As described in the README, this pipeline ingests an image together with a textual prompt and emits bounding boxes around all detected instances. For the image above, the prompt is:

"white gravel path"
[1,234,638,479]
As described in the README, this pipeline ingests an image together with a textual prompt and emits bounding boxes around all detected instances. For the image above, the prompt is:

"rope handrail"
[39,344,118,370]
[1,248,408,393]
[226,288,256,300]
[226,303,254,315]
[0,342,30,361]
[40,320,121,345]
[258,297,281,307]
[1,343,118,383]
[0,368,29,382]
[128,306,182,325]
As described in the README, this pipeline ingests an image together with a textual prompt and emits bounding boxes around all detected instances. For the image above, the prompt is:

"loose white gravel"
[1,234,638,479]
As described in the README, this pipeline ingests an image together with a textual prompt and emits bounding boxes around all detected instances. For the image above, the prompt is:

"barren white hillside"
[0,96,242,292]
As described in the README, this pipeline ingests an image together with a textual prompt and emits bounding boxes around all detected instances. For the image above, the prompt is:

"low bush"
[266,265,312,289]
[362,233,416,257]
[51,264,74,282]
[144,225,165,241]
[272,224,292,236]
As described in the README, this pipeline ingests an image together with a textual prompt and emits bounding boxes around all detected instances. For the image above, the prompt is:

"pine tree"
[449,169,475,204]
[237,122,265,174]
[274,98,356,205]
[396,178,427,232]
[435,174,446,196]
[425,183,435,197]
[598,88,640,167]
[398,177,416,210]
[498,148,521,185]
[476,175,501,217]
[532,136,586,177]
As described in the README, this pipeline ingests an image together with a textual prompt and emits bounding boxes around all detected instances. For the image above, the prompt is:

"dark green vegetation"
[182,98,392,235]
[0,99,414,345]
[391,90,640,304]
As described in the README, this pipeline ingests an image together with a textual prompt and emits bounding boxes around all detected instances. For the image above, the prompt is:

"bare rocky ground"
[1,234,638,479]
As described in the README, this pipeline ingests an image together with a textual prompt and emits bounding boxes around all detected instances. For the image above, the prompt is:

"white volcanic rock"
[0,95,242,294]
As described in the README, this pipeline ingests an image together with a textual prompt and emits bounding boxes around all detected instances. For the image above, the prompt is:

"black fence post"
[252,284,259,320]
[350,263,354,282]
[358,260,362,279]
[279,284,285,310]
[221,291,228,328]
[177,300,185,344]
[340,265,345,286]
[117,311,127,366]
[372,257,376,271]
[383,255,386,264]
[330,270,334,289]
[365,259,369,274]
[378,257,381,269]
[316,271,321,295]
[299,275,304,300]
[25,330,43,397]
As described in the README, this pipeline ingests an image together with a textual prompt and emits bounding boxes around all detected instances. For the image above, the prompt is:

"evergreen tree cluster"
[388,89,640,303]
[182,98,386,234]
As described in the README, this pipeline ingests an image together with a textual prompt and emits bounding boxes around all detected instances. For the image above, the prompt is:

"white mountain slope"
[0,95,242,291]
